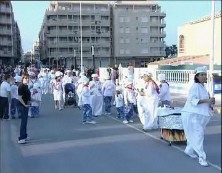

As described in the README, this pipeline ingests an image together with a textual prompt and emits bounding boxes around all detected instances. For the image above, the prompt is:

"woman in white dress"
[89,74,103,117]
[142,72,159,130]
[52,71,63,110]
[181,66,215,167]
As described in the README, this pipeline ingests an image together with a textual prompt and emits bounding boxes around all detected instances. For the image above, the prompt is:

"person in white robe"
[142,72,159,130]
[158,73,171,107]
[89,74,103,117]
[181,66,215,167]
[52,71,63,110]
[76,72,88,108]
[102,74,115,115]
[41,68,50,95]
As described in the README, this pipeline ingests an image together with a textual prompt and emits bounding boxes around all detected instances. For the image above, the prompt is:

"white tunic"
[181,83,213,160]
[89,80,103,116]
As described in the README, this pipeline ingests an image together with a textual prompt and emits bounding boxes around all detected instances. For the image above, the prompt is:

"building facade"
[0,1,22,65]
[178,11,221,65]
[39,1,166,68]
[39,1,112,69]
[112,1,166,67]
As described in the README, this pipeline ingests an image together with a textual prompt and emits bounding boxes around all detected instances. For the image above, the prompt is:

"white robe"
[89,80,103,116]
[141,81,159,130]
[181,83,213,160]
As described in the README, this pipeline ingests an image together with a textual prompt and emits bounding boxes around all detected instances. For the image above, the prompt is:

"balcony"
[0,30,11,35]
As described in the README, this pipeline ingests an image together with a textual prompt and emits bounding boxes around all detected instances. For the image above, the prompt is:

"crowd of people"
[0,63,215,167]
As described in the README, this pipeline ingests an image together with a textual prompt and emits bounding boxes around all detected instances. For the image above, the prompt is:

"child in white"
[10,76,22,119]
[81,77,96,124]
[30,83,41,117]
[115,89,124,119]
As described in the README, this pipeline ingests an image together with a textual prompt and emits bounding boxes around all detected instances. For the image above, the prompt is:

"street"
[0,94,221,173]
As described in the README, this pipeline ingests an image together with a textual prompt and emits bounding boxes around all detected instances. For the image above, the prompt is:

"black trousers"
[0,97,9,119]
[18,103,29,140]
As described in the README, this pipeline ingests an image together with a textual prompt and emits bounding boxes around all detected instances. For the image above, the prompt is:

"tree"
[165,44,178,58]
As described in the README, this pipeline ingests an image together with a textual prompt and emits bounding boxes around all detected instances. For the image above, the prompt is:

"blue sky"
[11,1,221,52]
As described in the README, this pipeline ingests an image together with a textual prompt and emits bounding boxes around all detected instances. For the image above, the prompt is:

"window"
[120,17,124,22]
[141,38,149,43]
[120,38,124,43]
[125,27,130,33]
[141,48,149,54]
[141,17,148,22]
[125,49,130,54]
[179,35,185,53]
[141,27,148,33]
[125,38,130,43]
[120,49,124,54]
[120,27,124,33]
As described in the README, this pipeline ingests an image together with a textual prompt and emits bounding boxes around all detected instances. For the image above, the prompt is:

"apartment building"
[178,11,221,65]
[39,1,112,69]
[33,41,40,61]
[112,1,166,67]
[0,1,21,65]
[39,1,166,68]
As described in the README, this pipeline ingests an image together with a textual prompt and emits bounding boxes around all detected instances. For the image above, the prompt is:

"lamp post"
[91,45,95,70]
[80,1,83,72]
[209,0,215,97]
[74,49,77,69]
[51,18,59,69]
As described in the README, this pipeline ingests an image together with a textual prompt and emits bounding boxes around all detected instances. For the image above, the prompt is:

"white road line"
[107,115,222,171]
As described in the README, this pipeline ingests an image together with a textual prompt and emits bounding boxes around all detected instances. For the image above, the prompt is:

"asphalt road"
[0,94,221,173]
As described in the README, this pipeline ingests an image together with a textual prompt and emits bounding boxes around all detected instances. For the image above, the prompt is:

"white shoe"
[123,120,128,124]
[129,120,134,123]
[184,150,198,158]
[87,120,96,124]
[199,158,208,167]
[18,139,26,144]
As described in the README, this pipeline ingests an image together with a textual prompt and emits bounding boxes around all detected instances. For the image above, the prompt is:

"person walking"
[89,74,103,117]
[142,72,159,130]
[81,77,96,124]
[181,66,215,167]
[17,74,31,144]
[0,74,11,120]
[158,73,171,107]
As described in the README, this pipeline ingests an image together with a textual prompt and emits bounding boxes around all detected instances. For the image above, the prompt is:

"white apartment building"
[178,11,221,65]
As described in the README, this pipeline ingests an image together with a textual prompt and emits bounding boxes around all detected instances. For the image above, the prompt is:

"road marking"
[107,115,222,171]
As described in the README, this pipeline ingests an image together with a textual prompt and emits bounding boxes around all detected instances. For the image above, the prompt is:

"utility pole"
[91,45,95,70]
[209,0,215,97]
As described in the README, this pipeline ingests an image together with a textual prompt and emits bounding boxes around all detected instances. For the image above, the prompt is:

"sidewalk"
[171,93,221,115]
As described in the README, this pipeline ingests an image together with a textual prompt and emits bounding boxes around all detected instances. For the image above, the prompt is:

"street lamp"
[80,1,83,72]
[209,0,215,97]
[51,18,59,69]
[91,45,95,70]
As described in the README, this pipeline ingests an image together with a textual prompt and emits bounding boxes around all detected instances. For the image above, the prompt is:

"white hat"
[158,74,166,81]
[126,80,133,86]
[195,66,207,74]
[14,76,22,83]
[28,71,35,76]
[59,72,63,76]
[91,74,98,78]
[116,85,122,91]
[65,70,71,73]
[55,71,61,77]
[82,77,89,84]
